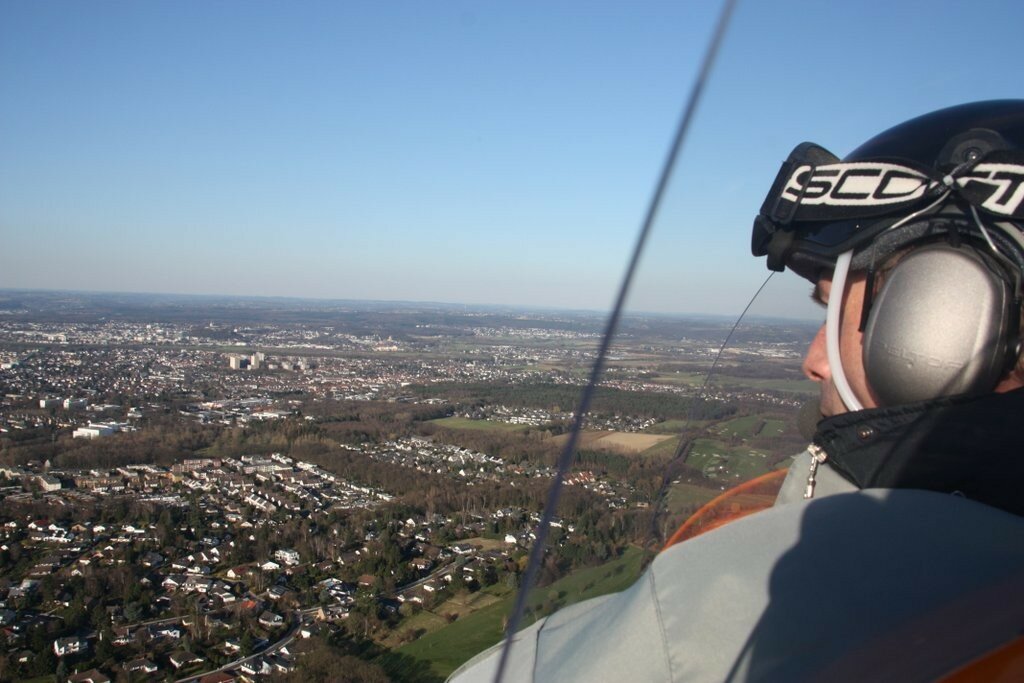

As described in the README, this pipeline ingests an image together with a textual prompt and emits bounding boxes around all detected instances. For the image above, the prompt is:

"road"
[174,611,304,683]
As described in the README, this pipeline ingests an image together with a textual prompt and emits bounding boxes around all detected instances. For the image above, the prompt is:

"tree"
[31,648,56,678]
[287,638,390,683]
[240,630,255,657]
[96,627,115,664]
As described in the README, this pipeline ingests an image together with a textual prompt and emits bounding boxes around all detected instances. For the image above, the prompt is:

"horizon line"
[0,286,820,324]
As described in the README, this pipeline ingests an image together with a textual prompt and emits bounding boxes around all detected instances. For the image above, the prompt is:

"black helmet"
[751,100,1024,283]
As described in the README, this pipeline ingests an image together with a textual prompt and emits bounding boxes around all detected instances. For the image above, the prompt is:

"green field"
[712,415,765,438]
[663,480,721,515]
[708,376,816,394]
[709,415,786,439]
[430,417,531,432]
[685,438,773,483]
[639,435,684,459]
[760,418,788,436]
[645,418,691,433]
[643,418,714,435]
[386,547,644,681]
[651,371,814,395]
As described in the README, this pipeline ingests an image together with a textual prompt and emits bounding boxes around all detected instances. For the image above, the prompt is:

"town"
[0,291,817,682]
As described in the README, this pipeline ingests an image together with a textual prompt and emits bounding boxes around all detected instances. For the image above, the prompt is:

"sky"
[2,0,1023,320]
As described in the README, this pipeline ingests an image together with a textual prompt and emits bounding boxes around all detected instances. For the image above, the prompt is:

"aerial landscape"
[4,1,1022,681]
[0,290,815,681]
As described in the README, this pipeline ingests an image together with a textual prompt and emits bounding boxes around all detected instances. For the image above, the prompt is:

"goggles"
[752,143,1024,280]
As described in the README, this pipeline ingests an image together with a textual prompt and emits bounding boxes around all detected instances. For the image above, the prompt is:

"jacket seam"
[648,565,674,681]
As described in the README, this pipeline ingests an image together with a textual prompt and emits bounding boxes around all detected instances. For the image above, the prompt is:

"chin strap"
[827,250,865,412]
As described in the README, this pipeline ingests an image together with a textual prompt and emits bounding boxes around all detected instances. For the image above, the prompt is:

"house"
[183,575,212,594]
[161,574,186,592]
[150,624,182,640]
[67,670,111,683]
[258,610,285,628]
[274,548,300,566]
[124,658,158,674]
[236,597,265,615]
[268,652,296,674]
[53,636,88,656]
[199,673,237,683]
[239,657,272,676]
[168,650,204,670]
[140,552,163,569]
[316,604,350,622]
[260,560,281,572]
[226,564,253,579]
[206,616,231,631]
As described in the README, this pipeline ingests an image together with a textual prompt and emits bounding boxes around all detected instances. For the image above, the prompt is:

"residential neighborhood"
[0,293,814,680]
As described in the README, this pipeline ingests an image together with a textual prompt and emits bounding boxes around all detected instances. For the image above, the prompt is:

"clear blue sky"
[2,0,1021,319]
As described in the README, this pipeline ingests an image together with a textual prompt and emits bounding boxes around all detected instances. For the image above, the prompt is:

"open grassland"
[461,536,507,552]
[709,415,791,440]
[590,431,674,453]
[381,589,505,649]
[708,376,816,393]
[760,418,788,437]
[644,418,709,434]
[663,480,721,515]
[429,417,530,432]
[712,415,766,438]
[640,434,683,459]
[686,438,774,483]
[651,371,706,387]
[553,430,674,455]
[387,547,644,681]
[650,371,814,395]
[551,430,609,450]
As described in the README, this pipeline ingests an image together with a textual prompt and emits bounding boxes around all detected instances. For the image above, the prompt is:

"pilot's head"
[752,100,1024,416]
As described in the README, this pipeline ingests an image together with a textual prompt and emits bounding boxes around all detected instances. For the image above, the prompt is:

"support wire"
[492,1,739,680]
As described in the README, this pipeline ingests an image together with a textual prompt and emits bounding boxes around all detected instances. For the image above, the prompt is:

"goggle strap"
[764,151,1024,225]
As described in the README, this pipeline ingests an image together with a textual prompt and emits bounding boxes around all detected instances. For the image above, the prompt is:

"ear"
[995,344,1024,392]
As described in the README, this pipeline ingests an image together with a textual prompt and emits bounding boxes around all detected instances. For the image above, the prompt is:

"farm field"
[429,417,531,432]
[706,415,790,440]
[552,430,674,455]
[590,431,674,453]
[650,371,814,395]
[662,480,721,516]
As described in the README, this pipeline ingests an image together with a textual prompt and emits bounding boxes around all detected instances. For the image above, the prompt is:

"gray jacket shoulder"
[450,489,1024,682]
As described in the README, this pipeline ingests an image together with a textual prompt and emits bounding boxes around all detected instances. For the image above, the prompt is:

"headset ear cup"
[863,245,1012,406]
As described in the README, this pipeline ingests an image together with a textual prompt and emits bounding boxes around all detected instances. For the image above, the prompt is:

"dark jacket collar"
[813,387,1024,517]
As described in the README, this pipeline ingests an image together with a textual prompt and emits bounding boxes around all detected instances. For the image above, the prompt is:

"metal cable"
[492,1,739,679]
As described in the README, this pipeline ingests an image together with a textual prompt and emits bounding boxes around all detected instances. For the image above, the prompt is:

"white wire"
[969,205,1000,253]
[875,189,951,244]
[826,250,864,412]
